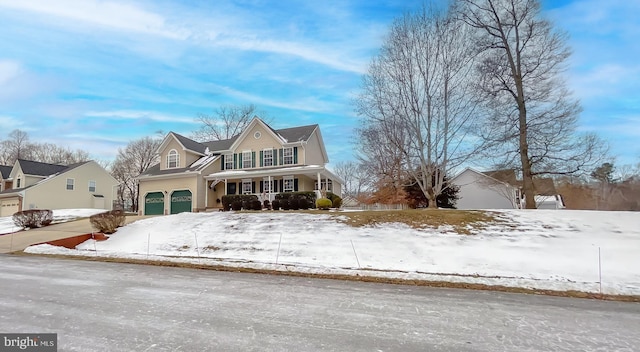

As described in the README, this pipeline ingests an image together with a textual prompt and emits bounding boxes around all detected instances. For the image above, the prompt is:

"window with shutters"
[283,147,293,165]
[225,154,233,170]
[242,179,253,194]
[263,178,273,193]
[283,176,294,192]
[243,151,252,169]
[263,149,273,167]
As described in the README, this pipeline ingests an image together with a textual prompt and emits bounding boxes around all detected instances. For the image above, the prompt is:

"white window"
[243,151,252,169]
[315,180,333,192]
[66,178,74,190]
[263,178,273,193]
[167,149,179,168]
[88,180,96,192]
[283,147,293,165]
[283,176,294,192]
[224,154,233,170]
[263,149,273,167]
[242,179,253,194]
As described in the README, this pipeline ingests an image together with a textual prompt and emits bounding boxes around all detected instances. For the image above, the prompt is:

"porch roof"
[205,164,343,183]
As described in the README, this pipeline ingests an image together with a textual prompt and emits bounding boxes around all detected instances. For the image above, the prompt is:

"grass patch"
[331,209,506,234]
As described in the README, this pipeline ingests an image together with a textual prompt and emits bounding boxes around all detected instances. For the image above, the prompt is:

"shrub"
[231,201,243,211]
[222,194,259,211]
[250,200,262,211]
[89,209,125,234]
[332,196,342,209]
[288,198,300,210]
[316,198,332,210]
[13,209,53,229]
[281,199,291,210]
[298,198,310,210]
[276,192,317,206]
[271,199,280,210]
[263,200,271,210]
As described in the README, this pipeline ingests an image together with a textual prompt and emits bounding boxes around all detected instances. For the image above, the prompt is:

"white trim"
[224,153,233,170]
[283,175,294,192]
[88,180,96,192]
[167,149,180,168]
[242,179,252,194]
[283,147,294,165]
[227,117,287,152]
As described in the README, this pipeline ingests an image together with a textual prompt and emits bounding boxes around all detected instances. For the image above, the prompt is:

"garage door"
[0,199,20,217]
[170,190,192,214]
[144,192,165,215]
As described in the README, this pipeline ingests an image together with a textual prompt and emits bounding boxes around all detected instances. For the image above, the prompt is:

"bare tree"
[111,137,161,211]
[333,161,372,199]
[355,3,482,208]
[0,130,90,165]
[460,0,606,208]
[192,104,266,141]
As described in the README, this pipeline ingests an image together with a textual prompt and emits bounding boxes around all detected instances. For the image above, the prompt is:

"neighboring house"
[0,159,119,217]
[137,117,342,215]
[451,168,520,209]
[451,167,564,209]
[0,165,12,192]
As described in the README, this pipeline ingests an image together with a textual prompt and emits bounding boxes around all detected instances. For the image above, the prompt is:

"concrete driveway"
[0,215,148,253]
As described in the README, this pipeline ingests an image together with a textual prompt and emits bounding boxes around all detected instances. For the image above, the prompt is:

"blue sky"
[0,0,638,168]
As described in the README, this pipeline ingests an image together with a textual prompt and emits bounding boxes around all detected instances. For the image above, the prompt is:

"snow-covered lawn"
[25,210,640,296]
[0,209,107,235]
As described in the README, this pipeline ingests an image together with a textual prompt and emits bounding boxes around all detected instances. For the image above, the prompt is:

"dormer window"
[167,149,179,168]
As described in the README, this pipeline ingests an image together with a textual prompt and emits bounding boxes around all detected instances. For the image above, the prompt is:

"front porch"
[203,165,340,209]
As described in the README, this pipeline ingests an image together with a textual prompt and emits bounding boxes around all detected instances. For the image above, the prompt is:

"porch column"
[268,175,272,202]
[224,179,227,195]
[317,172,322,191]
[205,180,209,210]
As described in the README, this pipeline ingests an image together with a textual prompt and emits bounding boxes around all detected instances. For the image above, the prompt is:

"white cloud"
[0,0,189,39]
[85,110,197,124]
[0,60,22,85]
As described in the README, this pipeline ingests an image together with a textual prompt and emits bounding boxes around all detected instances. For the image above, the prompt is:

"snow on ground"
[25,210,640,296]
[0,209,107,235]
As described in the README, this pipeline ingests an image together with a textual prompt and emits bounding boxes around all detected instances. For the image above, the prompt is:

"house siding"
[139,175,199,214]
[452,169,517,210]
[303,130,324,165]
[160,138,201,170]
[22,161,118,211]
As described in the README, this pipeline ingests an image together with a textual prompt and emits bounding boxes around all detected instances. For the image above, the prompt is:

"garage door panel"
[170,190,192,214]
[144,192,165,215]
[1,199,20,217]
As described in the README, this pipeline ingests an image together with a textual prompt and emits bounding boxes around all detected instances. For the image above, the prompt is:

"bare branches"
[111,137,161,212]
[355,3,483,208]
[192,104,263,142]
[0,129,90,166]
[460,0,606,208]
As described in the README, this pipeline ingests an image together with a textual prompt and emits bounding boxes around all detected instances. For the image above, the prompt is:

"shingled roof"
[0,165,11,179]
[277,124,317,143]
[17,159,70,176]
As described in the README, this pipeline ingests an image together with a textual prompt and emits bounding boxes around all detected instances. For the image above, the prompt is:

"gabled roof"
[0,165,11,179]
[202,135,239,152]
[482,169,518,187]
[16,159,73,177]
[138,154,221,178]
[277,124,318,143]
[172,132,208,155]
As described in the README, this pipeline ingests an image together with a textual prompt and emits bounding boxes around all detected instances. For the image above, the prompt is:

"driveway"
[1,256,638,351]
[0,216,148,253]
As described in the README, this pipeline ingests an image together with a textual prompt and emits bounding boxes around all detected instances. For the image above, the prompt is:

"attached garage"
[144,192,165,215]
[170,190,192,214]
[0,198,21,217]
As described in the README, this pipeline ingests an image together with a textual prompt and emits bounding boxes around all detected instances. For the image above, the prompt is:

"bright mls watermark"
[1,334,56,351]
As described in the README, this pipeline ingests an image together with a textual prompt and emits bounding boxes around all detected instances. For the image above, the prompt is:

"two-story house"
[137,117,342,215]
[0,159,119,217]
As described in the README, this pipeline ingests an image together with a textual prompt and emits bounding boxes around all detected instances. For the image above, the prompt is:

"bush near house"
[222,195,260,211]
[276,192,317,207]
[89,210,125,234]
[316,198,332,210]
[271,199,280,210]
[13,209,53,229]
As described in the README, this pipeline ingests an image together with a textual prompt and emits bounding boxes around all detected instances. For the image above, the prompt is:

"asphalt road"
[0,256,638,352]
